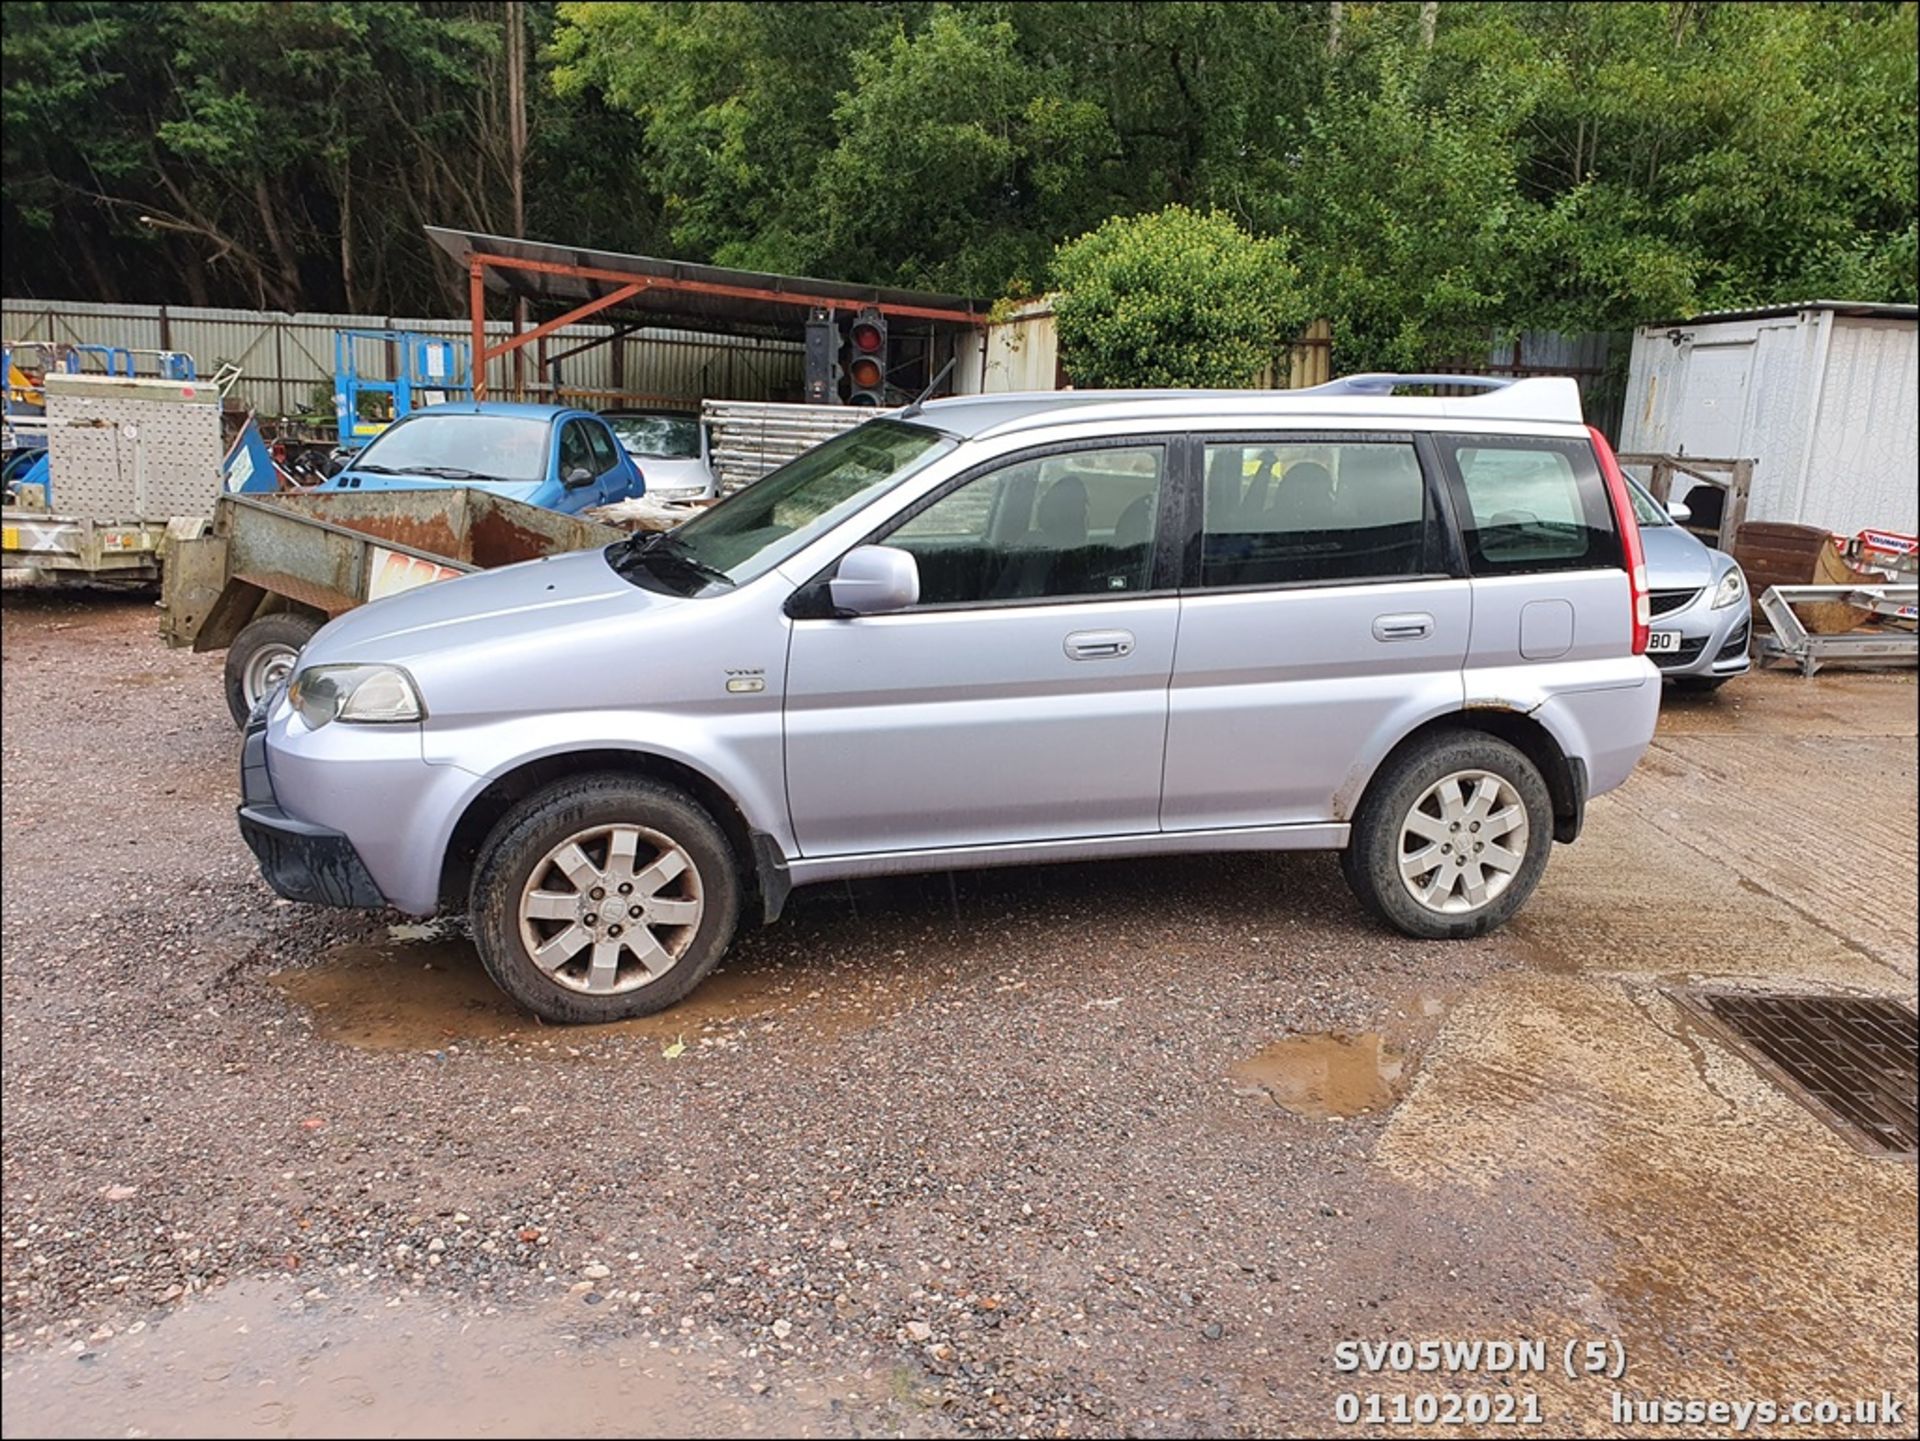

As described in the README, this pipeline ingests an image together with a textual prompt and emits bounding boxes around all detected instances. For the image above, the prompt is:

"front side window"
[607,419,953,593]
[352,412,549,483]
[884,445,1164,606]
[559,420,597,479]
[585,421,622,475]
[1199,441,1429,587]
[1447,437,1621,573]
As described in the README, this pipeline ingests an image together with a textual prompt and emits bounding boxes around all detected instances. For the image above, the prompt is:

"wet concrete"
[1376,670,1919,1430]
[0,1282,829,1438]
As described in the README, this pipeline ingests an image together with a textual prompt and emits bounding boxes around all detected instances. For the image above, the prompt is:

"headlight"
[288,664,424,727]
[1711,567,1748,609]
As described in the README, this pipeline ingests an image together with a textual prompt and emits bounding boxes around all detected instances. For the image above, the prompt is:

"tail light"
[1588,425,1649,655]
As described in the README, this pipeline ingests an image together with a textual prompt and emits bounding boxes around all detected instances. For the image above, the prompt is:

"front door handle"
[1372,612,1435,642]
[1065,628,1135,661]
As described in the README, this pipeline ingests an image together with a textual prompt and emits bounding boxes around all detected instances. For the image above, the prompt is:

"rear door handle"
[1065,628,1135,660]
[1372,613,1434,642]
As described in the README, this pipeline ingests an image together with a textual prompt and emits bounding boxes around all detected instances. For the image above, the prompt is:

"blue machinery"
[332,329,472,449]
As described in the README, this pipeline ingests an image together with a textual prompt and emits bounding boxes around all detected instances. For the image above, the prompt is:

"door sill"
[787,822,1350,885]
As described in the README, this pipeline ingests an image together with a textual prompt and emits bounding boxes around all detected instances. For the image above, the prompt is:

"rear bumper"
[238,718,388,908]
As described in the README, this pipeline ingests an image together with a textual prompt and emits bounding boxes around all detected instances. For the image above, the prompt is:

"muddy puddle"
[1232,1031,1409,1119]
[0,1282,826,1438]
[273,932,925,1053]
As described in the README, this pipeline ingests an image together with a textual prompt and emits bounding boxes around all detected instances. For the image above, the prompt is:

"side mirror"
[829,545,919,615]
[563,466,596,490]
[323,448,351,478]
[1666,499,1692,523]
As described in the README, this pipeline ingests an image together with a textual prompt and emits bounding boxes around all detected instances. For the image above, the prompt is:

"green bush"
[1050,206,1311,389]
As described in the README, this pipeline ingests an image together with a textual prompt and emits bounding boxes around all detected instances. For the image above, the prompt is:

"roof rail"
[1300,373,1516,397]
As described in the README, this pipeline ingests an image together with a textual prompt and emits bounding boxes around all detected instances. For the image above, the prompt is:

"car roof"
[911,375,1586,440]
[397,401,576,421]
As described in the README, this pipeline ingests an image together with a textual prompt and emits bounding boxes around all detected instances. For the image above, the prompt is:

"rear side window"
[1444,436,1621,574]
[1198,441,1431,587]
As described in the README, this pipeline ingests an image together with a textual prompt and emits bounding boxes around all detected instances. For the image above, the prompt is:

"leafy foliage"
[1052,207,1310,387]
[3,0,1914,366]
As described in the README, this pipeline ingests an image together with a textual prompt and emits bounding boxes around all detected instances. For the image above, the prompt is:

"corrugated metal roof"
[423,227,986,339]
[1643,300,1918,329]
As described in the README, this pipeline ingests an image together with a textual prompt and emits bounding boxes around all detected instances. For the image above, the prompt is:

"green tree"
[1051,205,1311,387]
[1252,18,1550,373]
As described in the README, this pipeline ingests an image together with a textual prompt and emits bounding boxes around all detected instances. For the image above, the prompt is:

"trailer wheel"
[224,613,321,728]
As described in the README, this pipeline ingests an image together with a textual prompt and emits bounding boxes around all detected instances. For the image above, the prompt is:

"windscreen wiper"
[617,530,736,589]
[407,465,514,482]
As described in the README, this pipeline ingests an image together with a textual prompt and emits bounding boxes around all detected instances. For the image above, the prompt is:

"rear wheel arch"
[438,748,763,913]
[1353,708,1585,846]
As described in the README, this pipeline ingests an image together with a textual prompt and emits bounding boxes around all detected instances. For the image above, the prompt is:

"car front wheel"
[470,774,740,1023]
[1341,732,1555,940]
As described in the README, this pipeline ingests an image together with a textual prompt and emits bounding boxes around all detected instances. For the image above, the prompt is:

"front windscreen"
[353,413,550,483]
[607,419,953,594]
[608,415,701,459]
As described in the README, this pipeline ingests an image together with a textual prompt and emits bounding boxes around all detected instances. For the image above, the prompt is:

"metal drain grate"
[1676,992,1918,1158]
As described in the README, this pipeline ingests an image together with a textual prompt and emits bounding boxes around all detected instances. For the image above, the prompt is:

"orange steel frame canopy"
[425,227,986,402]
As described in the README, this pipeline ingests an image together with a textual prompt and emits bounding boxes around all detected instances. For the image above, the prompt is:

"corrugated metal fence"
[1463,330,1626,438]
[2,298,806,419]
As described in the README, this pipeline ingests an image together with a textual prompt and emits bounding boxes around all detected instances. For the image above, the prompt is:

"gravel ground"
[3,589,1915,1438]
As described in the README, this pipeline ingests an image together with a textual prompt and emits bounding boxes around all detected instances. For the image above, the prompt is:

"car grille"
[1652,636,1709,669]
[1649,588,1702,617]
[1716,619,1751,662]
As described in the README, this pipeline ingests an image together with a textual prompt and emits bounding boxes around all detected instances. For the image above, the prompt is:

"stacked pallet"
[700,400,888,495]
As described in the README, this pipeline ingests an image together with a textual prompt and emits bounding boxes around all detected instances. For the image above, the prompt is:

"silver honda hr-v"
[239,374,1661,1023]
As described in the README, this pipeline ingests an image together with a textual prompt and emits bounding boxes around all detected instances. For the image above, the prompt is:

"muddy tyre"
[1340,731,1554,940]
[224,612,322,728]
[469,774,740,1024]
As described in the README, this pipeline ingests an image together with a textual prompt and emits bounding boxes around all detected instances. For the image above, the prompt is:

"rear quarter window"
[1443,436,1622,575]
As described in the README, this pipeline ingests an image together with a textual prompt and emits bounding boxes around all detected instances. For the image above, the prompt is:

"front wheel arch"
[439,748,763,915]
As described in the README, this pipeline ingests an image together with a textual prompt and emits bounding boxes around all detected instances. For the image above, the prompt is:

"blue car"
[322,403,644,513]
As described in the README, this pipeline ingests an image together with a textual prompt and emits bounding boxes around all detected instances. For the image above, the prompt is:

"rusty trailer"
[161,487,618,726]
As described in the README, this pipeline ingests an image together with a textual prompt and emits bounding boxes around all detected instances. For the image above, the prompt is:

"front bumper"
[238,718,387,908]
[1647,587,1752,680]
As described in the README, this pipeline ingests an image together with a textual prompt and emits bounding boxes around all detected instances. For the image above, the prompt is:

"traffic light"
[803,307,840,404]
[843,307,888,405]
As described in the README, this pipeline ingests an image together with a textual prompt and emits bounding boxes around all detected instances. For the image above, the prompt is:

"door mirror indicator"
[830,545,920,615]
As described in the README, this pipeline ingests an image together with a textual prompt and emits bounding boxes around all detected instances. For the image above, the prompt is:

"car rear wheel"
[224,612,322,728]
[470,774,740,1024]
[1341,732,1554,940]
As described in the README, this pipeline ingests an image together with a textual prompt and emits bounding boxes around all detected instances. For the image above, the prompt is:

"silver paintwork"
[1636,509,1752,682]
[256,383,1659,920]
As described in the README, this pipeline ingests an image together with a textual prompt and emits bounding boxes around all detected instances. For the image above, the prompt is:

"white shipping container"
[1620,302,1918,536]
